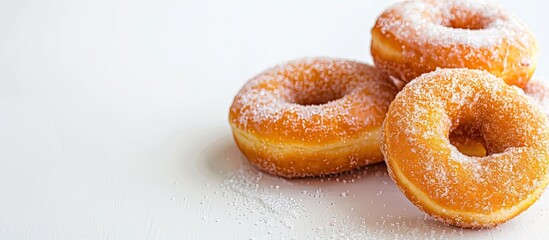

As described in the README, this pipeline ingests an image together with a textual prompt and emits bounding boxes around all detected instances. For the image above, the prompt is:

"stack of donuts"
[229,0,549,228]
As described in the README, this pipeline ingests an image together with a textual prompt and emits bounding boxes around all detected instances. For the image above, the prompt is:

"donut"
[371,0,538,88]
[382,68,549,228]
[229,58,398,178]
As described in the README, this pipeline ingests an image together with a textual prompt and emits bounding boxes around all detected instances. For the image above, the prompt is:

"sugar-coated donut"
[229,58,398,178]
[371,0,538,88]
[382,68,549,228]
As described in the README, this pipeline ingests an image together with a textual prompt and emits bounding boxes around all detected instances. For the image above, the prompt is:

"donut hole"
[439,8,494,30]
[449,123,487,157]
[291,91,345,106]
[443,16,489,30]
[286,75,349,106]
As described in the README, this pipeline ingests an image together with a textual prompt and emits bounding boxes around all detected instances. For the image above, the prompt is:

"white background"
[1,0,549,239]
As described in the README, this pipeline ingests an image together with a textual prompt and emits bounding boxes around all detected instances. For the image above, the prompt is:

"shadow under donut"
[193,126,495,238]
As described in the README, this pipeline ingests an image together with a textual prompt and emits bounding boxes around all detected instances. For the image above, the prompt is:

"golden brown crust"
[232,125,383,178]
[382,69,549,228]
[371,0,538,88]
[229,58,398,178]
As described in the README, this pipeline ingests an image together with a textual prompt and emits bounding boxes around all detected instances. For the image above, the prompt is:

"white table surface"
[1,0,549,239]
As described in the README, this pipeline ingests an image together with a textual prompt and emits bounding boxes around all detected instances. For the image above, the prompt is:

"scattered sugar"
[220,169,307,238]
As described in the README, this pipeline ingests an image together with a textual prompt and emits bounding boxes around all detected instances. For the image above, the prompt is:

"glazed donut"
[229,58,398,178]
[382,68,549,228]
[371,0,538,88]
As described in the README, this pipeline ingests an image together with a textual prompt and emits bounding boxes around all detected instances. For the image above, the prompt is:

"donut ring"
[371,0,538,88]
[229,58,398,178]
[382,68,549,228]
